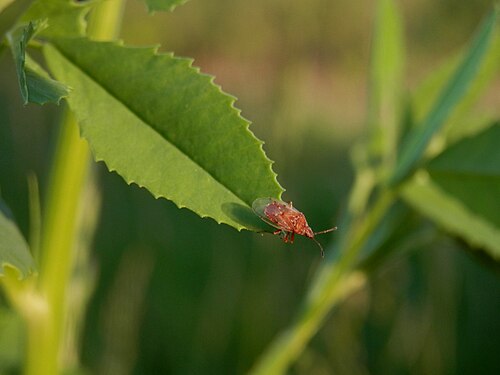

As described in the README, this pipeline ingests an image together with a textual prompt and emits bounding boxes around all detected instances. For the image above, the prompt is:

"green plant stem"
[24,1,125,374]
[27,111,89,375]
[249,190,395,375]
[87,0,126,41]
[27,173,41,263]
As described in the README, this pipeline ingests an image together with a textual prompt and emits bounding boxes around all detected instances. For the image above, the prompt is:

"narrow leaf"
[0,200,36,279]
[43,38,283,231]
[411,21,500,145]
[143,0,190,13]
[400,172,500,259]
[7,21,69,104]
[367,0,404,163]
[389,8,498,185]
[426,122,500,227]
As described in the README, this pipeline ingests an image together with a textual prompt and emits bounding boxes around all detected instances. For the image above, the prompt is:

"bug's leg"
[273,229,281,235]
[290,232,295,243]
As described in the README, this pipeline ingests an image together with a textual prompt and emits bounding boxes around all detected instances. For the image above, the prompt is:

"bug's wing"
[252,197,289,231]
[252,198,281,230]
[252,197,295,213]
[252,197,275,217]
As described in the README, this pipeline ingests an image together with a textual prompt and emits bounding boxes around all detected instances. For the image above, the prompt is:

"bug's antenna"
[311,237,325,258]
[314,226,337,236]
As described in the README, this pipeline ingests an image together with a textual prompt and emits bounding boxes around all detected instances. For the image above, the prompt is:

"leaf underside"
[43,38,283,231]
[7,21,69,105]
[24,55,70,104]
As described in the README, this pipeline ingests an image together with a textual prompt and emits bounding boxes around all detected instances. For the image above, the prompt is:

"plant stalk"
[27,111,89,375]
[24,1,125,374]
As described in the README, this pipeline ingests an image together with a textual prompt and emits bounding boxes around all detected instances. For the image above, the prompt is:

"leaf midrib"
[52,42,251,208]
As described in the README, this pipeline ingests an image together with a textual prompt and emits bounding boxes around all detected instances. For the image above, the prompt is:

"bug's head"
[304,226,314,238]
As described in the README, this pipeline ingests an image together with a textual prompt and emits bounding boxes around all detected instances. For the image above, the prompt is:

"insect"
[252,197,337,258]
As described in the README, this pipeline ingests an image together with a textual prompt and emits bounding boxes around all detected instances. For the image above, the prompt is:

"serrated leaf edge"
[48,40,283,230]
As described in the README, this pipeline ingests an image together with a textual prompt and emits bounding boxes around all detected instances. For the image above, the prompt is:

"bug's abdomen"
[264,202,310,235]
[264,203,294,232]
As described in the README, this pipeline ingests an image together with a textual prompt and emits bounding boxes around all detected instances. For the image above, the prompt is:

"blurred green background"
[1,0,500,374]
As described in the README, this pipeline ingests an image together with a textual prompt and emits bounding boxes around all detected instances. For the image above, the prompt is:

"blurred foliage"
[1,0,499,374]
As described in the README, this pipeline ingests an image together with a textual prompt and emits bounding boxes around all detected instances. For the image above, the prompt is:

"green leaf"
[389,8,498,186]
[7,20,69,105]
[143,0,190,13]
[21,0,90,37]
[400,172,500,259]
[0,0,34,41]
[0,199,36,279]
[43,38,283,231]
[426,122,500,228]
[24,54,70,104]
[411,56,458,127]
[367,0,404,163]
[411,19,500,145]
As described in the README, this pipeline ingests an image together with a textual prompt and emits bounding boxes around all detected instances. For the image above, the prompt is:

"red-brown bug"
[252,197,337,257]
